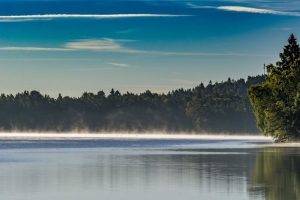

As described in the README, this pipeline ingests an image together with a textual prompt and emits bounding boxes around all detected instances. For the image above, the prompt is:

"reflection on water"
[249,147,300,200]
[0,138,298,200]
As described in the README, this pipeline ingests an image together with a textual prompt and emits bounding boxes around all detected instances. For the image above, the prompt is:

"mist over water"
[0,135,271,150]
[2,135,298,200]
[0,132,272,139]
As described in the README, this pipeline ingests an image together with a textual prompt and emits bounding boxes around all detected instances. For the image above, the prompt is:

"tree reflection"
[249,148,300,200]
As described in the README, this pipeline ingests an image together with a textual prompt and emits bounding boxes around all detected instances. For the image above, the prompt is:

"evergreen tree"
[249,34,300,142]
[276,33,300,70]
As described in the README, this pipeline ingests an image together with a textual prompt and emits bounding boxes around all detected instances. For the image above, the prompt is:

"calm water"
[0,136,299,200]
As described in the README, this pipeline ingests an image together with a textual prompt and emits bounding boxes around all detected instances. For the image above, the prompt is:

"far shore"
[0,133,273,140]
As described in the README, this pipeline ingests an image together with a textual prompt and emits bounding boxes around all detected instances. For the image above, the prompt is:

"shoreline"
[0,133,273,140]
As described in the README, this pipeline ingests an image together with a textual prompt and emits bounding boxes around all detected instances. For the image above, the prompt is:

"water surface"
[0,136,298,200]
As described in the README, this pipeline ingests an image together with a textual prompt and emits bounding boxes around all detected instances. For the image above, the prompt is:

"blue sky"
[0,0,299,97]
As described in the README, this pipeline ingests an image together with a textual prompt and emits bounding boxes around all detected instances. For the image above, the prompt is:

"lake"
[0,134,299,200]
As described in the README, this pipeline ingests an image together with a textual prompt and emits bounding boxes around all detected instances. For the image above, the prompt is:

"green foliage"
[277,33,300,70]
[0,76,265,133]
[248,34,300,142]
[186,76,263,133]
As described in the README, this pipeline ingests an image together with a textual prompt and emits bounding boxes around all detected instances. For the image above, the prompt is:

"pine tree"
[276,34,300,70]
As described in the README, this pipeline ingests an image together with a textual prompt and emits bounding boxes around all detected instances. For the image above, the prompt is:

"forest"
[0,75,265,133]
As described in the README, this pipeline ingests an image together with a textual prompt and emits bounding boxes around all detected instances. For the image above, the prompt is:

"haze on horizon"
[0,0,299,97]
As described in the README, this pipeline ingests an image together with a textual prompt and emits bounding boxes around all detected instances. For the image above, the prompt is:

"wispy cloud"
[186,3,216,9]
[65,39,123,51]
[187,3,300,16]
[0,47,71,51]
[108,62,131,67]
[116,29,134,34]
[272,27,295,31]
[0,58,103,61]
[217,6,300,16]
[147,51,276,57]
[72,67,121,71]
[0,14,190,22]
[0,38,276,57]
[64,38,143,53]
[0,19,36,22]
[0,38,135,52]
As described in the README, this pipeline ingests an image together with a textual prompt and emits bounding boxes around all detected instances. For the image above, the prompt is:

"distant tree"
[57,93,63,101]
[110,88,115,95]
[97,91,105,97]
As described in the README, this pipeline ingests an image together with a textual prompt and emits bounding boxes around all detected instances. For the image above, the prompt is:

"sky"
[0,0,299,97]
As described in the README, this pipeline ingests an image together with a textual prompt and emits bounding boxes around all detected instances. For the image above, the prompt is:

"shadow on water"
[249,147,300,200]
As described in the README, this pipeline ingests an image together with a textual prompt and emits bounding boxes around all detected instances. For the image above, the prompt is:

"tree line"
[0,75,264,133]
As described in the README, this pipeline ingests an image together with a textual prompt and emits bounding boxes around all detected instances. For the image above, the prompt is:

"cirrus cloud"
[187,3,300,17]
[108,63,130,67]
[65,38,123,51]
[0,14,190,22]
[0,47,72,51]
[0,38,276,57]
[218,6,300,16]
